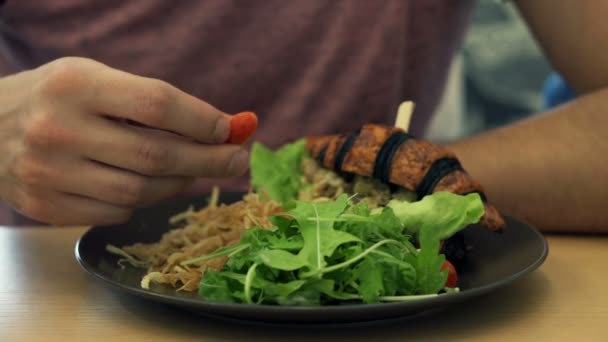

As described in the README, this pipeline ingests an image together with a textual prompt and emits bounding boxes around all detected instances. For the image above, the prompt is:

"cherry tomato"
[441,260,458,288]
[227,111,258,144]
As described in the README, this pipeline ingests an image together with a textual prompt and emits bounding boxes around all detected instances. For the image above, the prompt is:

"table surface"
[0,226,606,342]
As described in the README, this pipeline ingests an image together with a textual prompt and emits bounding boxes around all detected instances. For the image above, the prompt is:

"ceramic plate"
[76,192,548,324]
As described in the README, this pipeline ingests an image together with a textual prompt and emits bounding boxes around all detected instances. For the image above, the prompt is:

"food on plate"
[304,124,504,230]
[108,191,283,291]
[441,260,458,288]
[107,122,505,305]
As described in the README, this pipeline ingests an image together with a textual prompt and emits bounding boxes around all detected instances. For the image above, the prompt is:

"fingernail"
[213,115,230,143]
[228,150,249,176]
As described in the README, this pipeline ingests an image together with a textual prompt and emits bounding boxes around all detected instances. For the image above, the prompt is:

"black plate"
[75,192,548,325]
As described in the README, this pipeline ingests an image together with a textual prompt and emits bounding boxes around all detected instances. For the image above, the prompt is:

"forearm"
[448,89,608,233]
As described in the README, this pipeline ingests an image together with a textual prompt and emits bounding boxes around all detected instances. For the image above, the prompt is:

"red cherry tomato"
[227,111,258,144]
[441,260,458,288]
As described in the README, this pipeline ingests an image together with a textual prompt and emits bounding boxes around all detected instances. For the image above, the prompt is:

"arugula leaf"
[339,206,405,242]
[239,226,274,249]
[288,195,360,275]
[307,278,359,302]
[250,140,307,204]
[277,279,357,305]
[256,249,308,271]
[415,233,448,294]
[269,215,296,235]
[369,208,403,236]
[354,256,384,303]
[265,280,309,302]
[198,270,236,303]
[380,256,417,295]
[266,235,304,251]
[278,282,324,305]
[197,192,479,305]
[354,252,417,303]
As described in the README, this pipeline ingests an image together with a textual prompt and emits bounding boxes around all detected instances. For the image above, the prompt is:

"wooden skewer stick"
[394,101,415,132]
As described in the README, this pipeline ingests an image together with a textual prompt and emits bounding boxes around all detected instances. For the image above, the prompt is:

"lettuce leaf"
[250,139,307,204]
[387,192,485,240]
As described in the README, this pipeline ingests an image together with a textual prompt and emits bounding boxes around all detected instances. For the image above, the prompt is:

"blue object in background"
[543,73,574,109]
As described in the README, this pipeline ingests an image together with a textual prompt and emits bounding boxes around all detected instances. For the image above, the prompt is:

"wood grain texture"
[0,226,606,342]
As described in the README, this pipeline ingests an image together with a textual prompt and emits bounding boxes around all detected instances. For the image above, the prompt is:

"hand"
[0,57,248,225]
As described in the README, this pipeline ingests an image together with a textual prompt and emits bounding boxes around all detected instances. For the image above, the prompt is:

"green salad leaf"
[196,191,484,305]
[197,270,235,303]
[250,139,307,204]
[387,192,485,239]
[353,255,385,303]
[388,192,484,294]
[288,195,360,276]
[194,141,486,305]
[256,249,307,271]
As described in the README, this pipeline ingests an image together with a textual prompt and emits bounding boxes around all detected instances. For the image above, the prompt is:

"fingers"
[76,116,249,177]
[28,58,249,178]
[34,57,232,143]
[13,186,131,226]
[6,57,247,226]
[11,150,193,208]
[71,161,193,207]
[61,160,191,207]
[85,65,231,143]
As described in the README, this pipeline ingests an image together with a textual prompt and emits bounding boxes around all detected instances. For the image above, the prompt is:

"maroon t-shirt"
[0,0,474,224]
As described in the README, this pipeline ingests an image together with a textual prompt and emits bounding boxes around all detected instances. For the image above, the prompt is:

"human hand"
[0,57,249,225]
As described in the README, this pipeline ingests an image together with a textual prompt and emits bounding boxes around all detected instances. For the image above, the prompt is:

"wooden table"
[0,226,606,342]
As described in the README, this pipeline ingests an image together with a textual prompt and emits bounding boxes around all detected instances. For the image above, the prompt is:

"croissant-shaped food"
[305,124,505,231]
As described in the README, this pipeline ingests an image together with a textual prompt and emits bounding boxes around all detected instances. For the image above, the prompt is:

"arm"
[448,1,608,233]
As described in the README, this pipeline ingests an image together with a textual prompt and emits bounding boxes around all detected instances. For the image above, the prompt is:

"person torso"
[1,0,473,141]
